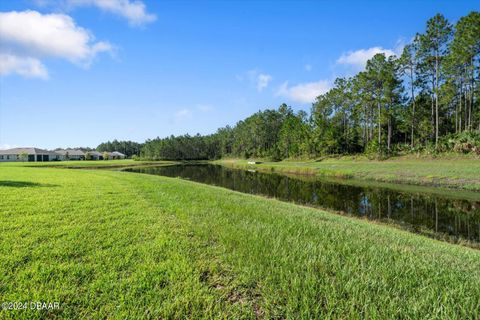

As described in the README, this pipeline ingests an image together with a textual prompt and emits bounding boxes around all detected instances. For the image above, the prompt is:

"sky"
[0,0,478,149]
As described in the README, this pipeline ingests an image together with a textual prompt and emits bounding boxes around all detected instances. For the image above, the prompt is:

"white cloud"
[0,10,112,79]
[0,10,112,64]
[66,0,156,26]
[243,69,272,92]
[336,46,396,70]
[256,73,272,92]
[0,54,48,79]
[276,80,331,104]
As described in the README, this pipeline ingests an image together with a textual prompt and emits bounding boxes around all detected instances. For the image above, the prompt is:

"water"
[124,164,480,246]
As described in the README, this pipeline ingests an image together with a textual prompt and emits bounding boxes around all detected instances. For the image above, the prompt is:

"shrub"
[439,131,480,154]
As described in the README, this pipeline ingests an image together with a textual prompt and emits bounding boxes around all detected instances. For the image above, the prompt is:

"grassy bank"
[0,159,173,169]
[216,156,480,191]
[0,164,479,319]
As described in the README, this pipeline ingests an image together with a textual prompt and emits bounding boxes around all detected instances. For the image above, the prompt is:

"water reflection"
[125,164,480,246]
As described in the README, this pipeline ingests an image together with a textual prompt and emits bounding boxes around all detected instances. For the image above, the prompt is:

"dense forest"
[116,12,480,160]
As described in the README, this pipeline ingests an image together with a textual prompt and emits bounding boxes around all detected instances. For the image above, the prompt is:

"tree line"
[118,12,480,160]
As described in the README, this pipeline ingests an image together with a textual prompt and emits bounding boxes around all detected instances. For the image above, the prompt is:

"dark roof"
[0,147,57,155]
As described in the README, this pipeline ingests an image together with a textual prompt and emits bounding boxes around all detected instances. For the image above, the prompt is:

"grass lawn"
[216,156,480,191]
[0,159,173,169]
[1,164,479,319]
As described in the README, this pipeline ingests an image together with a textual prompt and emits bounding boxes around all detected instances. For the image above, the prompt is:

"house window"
[0,156,3,159]
[6,155,10,159]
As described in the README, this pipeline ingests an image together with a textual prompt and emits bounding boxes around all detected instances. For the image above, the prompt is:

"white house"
[55,149,85,160]
[0,148,60,162]
[0,147,128,162]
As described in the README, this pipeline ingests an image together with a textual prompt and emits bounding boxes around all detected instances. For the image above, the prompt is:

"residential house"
[86,151,103,160]
[0,147,128,162]
[55,149,85,161]
[0,147,60,162]
[109,151,126,159]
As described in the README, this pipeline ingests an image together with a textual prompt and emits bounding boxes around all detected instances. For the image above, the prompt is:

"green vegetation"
[18,151,28,162]
[1,164,479,319]
[0,159,172,169]
[216,156,480,191]
[138,12,480,161]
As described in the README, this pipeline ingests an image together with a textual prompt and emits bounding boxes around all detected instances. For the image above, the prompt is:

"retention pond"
[124,164,480,247]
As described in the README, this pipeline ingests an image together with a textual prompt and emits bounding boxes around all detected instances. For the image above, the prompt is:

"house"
[108,151,126,159]
[55,149,85,160]
[0,147,127,162]
[86,151,103,160]
[0,147,60,162]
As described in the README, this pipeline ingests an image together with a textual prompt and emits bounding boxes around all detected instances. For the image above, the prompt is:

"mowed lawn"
[1,166,479,319]
[218,156,480,191]
[0,159,171,168]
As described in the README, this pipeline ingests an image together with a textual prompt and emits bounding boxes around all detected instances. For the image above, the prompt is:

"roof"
[88,151,103,156]
[0,147,58,155]
[56,149,85,156]
[110,151,125,156]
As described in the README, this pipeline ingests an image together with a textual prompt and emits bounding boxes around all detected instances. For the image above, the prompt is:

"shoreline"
[214,156,480,191]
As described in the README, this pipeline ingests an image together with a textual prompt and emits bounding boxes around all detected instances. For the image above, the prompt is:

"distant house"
[108,151,126,159]
[87,151,103,160]
[0,147,60,162]
[56,149,85,161]
[0,147,127,162]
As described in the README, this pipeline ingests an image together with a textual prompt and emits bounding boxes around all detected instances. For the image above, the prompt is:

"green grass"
[1,164,479,319]
[0,159,172,169]
[216,156,480,191]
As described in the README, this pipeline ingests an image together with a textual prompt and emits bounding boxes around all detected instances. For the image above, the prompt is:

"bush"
[364,139,391,159]
[439,131,480,154]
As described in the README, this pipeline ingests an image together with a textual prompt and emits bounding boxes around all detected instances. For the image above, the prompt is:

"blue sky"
[0,0,478,149]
